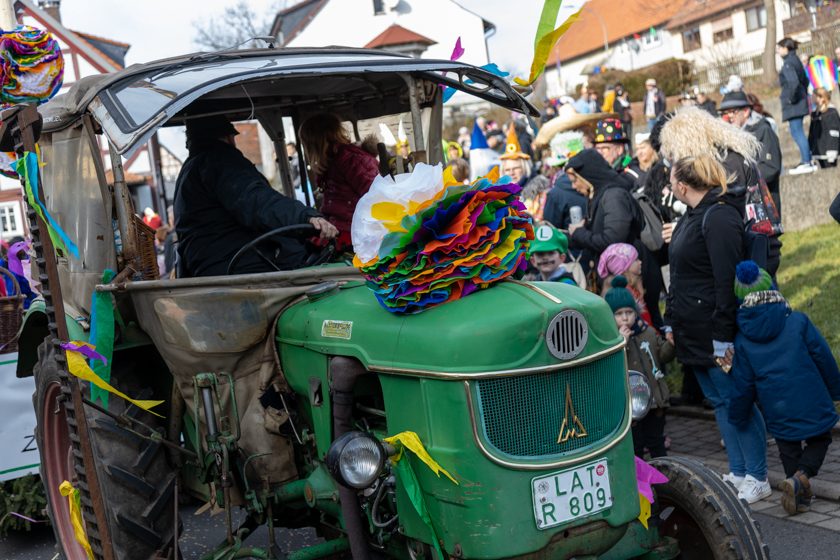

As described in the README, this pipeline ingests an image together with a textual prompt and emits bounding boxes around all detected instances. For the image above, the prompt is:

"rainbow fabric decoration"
[0,25,64,108]
[351,163,534,314]
[806,55,837,91]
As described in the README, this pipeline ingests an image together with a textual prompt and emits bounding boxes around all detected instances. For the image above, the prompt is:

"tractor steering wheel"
[226,224,335,275]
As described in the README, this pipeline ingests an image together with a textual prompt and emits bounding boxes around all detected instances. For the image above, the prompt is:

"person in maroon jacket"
[299,113,380,251]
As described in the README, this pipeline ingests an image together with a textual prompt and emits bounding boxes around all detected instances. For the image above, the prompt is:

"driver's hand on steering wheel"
[309,217,338,240]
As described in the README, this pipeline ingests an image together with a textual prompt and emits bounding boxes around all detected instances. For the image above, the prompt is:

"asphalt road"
[1,510,839,559]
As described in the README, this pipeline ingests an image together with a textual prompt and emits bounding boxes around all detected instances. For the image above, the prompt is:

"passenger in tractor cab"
[299,113,379,252]
[174,115,338,277]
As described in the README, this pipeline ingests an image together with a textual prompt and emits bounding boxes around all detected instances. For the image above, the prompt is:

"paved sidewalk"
[665,409,840,531]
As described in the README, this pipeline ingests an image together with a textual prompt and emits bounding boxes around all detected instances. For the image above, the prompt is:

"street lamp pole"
[584,4,610,53]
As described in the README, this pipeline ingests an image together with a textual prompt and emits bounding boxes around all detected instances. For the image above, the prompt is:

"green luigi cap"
[529,224,569,256]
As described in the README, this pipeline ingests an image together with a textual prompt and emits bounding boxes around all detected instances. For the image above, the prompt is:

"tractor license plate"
[531,458,612,530]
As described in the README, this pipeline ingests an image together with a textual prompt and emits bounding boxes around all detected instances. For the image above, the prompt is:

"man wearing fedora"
[719,90,783,212]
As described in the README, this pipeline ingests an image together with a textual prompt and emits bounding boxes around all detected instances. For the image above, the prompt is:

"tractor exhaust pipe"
[329,356,371,560]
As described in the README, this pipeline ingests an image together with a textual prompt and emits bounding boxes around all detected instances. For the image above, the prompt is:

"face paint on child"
[530,250,566,276]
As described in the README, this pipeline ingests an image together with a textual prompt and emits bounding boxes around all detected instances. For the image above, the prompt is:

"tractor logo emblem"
[557,384,587,443]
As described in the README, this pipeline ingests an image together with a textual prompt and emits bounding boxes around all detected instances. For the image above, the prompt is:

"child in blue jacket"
[728,260,840,515]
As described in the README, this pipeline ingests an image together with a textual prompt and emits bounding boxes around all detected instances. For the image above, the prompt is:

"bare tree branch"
[192,1,288,51]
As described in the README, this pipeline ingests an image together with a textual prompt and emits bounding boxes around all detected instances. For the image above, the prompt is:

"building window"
[642,28,662,49]
[682,27,701,52]
[713,27,734,43]
[746,6,767,31]
[0,203,21,238]
[372,0,385,15]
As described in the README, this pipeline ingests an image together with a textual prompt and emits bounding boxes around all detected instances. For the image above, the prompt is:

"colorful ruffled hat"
[604,275,637,313]
[500,123,530,160]
[594,117,629,144]
[734,260,774,301]
[529,224,568,256]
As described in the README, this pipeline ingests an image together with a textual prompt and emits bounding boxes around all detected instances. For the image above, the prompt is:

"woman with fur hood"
[658,107,783,277]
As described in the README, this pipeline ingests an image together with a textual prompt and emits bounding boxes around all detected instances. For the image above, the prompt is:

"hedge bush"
[588,58,693,101]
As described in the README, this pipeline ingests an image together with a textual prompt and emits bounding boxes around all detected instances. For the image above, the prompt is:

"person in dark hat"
[174,115,338,277]
[593,117,641,187]
[719,90,783,213]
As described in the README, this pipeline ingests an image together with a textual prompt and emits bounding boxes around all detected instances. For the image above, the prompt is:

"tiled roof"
[364,24,436,48]
[73,31,130,68]
[270,0,329,46]
[548,0,682,63]
[667,0,755,29]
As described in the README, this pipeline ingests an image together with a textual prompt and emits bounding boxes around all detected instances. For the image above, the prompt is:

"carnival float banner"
[0,353,39,482]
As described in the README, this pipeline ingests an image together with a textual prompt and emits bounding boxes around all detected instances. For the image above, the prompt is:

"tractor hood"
[277,280,623,377]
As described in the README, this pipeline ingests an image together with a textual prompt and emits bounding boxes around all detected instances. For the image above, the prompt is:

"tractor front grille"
[474,350,626,459]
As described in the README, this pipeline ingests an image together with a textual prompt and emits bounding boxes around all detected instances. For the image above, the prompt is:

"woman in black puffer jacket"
[665,154,770,504]
[566,149,644,277]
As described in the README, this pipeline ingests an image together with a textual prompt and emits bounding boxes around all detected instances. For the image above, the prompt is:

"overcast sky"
[59,0,543,75]
[58,0,545,157]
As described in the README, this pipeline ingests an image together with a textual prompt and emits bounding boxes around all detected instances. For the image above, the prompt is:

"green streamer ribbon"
[393,458,446,560]
[89,269,115,408]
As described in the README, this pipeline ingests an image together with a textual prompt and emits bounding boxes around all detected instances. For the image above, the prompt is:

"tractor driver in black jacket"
[174,115,338,277]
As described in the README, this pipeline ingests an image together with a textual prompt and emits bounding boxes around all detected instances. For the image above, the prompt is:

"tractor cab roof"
[39,47,537,158]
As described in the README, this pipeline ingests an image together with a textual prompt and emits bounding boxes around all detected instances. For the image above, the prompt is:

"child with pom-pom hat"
[605,275,674,458]
[729,260,840,514]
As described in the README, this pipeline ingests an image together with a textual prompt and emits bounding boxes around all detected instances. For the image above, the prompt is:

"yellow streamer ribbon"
[384,431,458,484]
[59,481,94,560]
[64,341,165,417]
[637,493,651,529]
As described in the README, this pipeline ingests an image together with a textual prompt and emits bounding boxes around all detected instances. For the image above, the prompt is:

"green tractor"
[6,47,768,559]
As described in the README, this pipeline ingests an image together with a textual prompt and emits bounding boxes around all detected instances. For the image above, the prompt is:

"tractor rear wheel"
[649,456,769,560]
[34,337,178,560]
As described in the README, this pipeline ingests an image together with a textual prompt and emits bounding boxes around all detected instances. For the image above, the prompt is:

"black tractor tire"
[649,456,770,560]
[34,337,178,560]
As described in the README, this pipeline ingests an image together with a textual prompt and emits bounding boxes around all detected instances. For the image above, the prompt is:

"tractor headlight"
[628,370,652,420]
[326,431,386,489]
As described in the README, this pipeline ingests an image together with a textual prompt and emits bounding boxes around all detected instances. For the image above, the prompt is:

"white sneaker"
[722,472,745,490]
[737,475,772,504]
[789,162,817,175]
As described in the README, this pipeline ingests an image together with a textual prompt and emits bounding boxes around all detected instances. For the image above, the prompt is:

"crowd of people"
[438,52,839,514]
